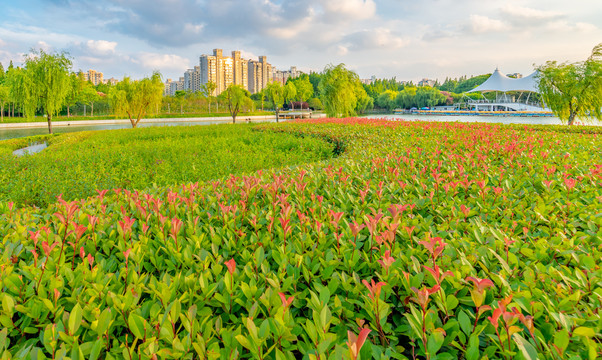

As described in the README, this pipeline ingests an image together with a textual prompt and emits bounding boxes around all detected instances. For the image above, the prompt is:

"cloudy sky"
[0,0,600,82]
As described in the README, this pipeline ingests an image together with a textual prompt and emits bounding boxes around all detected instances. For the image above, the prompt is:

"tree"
[537,43,602,125]
[79,83,100,116]
[0,84,8,122]
[376,90,398,111]
[265,81,285,122]
[5,66,27,118]
[203,81,217,112]
[319,64,370,117]
[22,49,72,134]
[292,77,314,109]
[109,72,163,128]
[223,84,252,124]
[65,73,85,117]
[284,82,297,110]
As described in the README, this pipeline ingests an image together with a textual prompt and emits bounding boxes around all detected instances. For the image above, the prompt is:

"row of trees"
[2,43,600,129]
[0,49,165,132]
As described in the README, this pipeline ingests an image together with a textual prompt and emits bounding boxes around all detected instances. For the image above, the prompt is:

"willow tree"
[284,81,297,110]
[319,64,371,117]
[537,43,602,125]
[109,72,163,128]
[292,76,314,109]
[23,50,72,133]
[222,84,252,124]
[265,81,285,122]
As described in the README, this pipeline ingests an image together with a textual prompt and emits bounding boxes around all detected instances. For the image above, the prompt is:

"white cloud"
[501,5,563,21]
[136,53,191,71]
[37,41,51,51]
[343,28,409,50]
[546,20,598,33]
[183,23,204,34]
[86,40,117,56]
[469,15,509,33]
[320,0,376,21]
[337,45,348,55]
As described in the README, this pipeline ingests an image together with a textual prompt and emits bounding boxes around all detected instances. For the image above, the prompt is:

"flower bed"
[0,118,601,359]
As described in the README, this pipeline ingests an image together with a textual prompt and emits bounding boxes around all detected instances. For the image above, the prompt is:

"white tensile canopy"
[468,69,539,93]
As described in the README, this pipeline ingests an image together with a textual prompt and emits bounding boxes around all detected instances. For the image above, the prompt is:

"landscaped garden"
[0,118,601,359]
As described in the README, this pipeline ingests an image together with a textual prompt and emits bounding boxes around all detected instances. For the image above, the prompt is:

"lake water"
[0,114,584,142]
[363,113,566,125]
[0,118,279,141]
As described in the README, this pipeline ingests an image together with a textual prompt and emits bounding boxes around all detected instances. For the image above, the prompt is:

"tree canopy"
[537,43,602,125]
[265,81,285,122]
[318,64,371,117]
[292,77,314,105]
[22,49,72,133]
[222,84,252,124]
[109,72,163,128]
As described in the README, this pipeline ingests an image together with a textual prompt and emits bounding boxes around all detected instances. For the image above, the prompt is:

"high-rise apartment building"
[83,70,104,86]
[184,66,202,93]
[197,48,283,94]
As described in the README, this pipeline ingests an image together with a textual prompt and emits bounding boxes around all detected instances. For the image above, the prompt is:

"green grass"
[0,124,335,206]
[0,111,276,123]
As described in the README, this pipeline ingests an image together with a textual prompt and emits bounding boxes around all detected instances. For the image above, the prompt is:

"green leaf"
[446,295,459,311]
[466,334,479,360]
[458,310,471,336]
[96,308,112,335]
[554,329,570,353]
[513,334,538,360]
[2,295,14,317]
[128,313,148,339]
[89,338,103,360]
[427,328,446,355]
[69,303,83,335]
[573,326,595,338]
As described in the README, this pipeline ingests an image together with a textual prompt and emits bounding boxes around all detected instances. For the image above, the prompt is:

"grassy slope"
[0,124,335,206]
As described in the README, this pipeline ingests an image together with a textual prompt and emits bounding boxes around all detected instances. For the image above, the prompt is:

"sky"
[0,0,601,82]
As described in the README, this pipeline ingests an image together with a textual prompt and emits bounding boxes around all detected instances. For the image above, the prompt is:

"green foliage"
[22,49,73,133]
[308,97,323,110]
[109,72,164,128]
[537,43,602,125]
[292,77,314,104]
[1,118,601,359]
[437,74,491,93]
[319,64,370,117]
[376,90,398,111]
[0,124,335,206]
[222,84,253,123]
[265,81,285,121]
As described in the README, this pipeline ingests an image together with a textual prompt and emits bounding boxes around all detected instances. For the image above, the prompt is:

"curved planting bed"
[0,124,335,207]
[0,118,601,359]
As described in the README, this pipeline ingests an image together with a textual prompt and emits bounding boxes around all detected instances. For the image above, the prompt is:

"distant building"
[273,66,303,85]
[507,73,523,79]
[163,78,184,96]
[83,70,104,86]
[184,66,202,93]
[197,48,279,95]
[418,78,436,87]
[104,77,119,85]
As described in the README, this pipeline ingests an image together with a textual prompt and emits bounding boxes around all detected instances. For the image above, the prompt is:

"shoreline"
[0,114,326,130]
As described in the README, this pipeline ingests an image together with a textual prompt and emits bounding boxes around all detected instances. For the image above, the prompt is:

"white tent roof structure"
[468,69,539,93]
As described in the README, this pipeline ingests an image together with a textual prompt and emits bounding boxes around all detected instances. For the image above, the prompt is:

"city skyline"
[0,0,601,82]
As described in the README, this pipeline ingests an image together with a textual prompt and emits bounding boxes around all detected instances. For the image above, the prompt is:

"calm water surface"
[0,118,278,141]
[1,114,589,142]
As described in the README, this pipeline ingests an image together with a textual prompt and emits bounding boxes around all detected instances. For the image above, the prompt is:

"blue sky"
[0,0,601,82]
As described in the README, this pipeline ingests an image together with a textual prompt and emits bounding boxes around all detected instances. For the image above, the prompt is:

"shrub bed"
[0,118,601,359]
